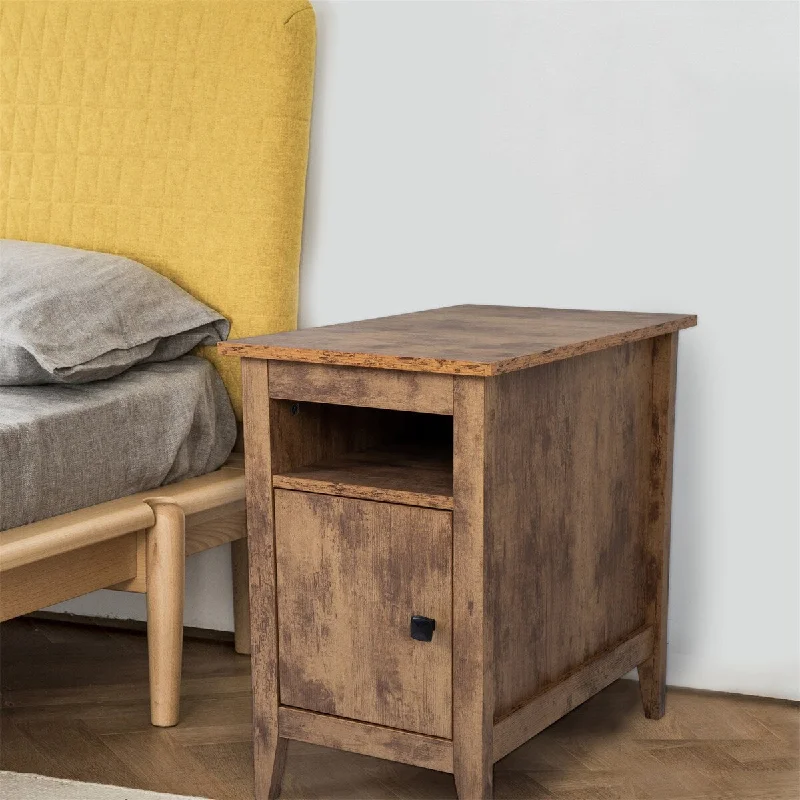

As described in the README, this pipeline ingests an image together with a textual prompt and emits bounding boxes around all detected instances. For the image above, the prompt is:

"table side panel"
[638,332,680,719]
[492,626,654,762]
[488,341,653,720]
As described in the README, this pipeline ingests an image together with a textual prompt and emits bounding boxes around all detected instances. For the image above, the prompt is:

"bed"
[0,0,316,726]
[0,357,237,531]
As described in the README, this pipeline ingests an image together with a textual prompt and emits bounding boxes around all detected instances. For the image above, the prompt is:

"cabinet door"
[275,490,452,738]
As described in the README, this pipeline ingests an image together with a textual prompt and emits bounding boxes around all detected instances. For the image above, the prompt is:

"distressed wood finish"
[489,342,653,721]
[275,490,453,739]
[219,305,696,375]
[268,402,406,476]
[493,627,654,761]
[452,377,494,799]
[638,333,679,719]
[268,361,454,414]
[241,359,287,800]
[278,707,454,773]
[273,446,453,510]
[232,306,693,800]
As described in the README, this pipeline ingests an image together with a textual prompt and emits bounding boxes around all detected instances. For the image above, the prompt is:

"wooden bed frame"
[0,0,316,727]
[0,457,249,726]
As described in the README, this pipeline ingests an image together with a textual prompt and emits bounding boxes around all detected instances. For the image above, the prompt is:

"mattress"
[0,356,237,531]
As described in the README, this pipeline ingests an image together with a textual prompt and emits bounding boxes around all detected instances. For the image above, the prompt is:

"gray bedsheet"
[0,356,237,530]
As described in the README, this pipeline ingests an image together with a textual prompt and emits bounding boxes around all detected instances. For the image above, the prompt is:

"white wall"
[54,1,800,701]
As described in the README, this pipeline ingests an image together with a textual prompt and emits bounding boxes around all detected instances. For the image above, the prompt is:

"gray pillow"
[0,240,230,385]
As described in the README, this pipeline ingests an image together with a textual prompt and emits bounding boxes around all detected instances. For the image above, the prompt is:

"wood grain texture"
[184,503,247,557]
[1,458,244,573]
[0,500,153,572]
[275,490,453,739]
[268,362,454,414]
[107,531,148,592]
[219,305,697,375]
[268,402,409,476]
[140,462,245,517]
[2,617,797,800]
[236,308,696,798]
[145,501,186,728]
[0,537,137,621]
[108,502,247,594]
[493,627,654,762]
[452,376,494,799]
[273,446,453,510]
[1,458,247,729]
[489,342,653,722]
[638,333,679,720]
[278,706,454,773]
[241,359,286,800]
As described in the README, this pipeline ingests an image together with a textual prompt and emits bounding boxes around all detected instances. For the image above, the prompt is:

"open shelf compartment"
[270,403,453,510]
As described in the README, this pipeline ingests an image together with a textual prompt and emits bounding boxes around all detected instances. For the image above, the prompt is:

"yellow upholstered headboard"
[0,0,316,416]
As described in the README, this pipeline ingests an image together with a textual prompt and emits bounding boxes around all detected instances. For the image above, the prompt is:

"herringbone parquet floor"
[1,617,797,800]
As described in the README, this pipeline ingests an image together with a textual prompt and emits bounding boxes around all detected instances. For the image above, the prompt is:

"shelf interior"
[273,443,454,510]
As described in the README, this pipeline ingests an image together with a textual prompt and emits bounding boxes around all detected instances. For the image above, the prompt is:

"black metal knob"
[410,615,436,642]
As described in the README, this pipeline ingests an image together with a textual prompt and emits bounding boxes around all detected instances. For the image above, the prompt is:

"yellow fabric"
[0,0,316,416]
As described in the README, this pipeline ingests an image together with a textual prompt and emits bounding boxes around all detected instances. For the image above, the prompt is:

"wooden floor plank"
[7,717,142,788]
[1,617,797,800]
[100,729,231,798]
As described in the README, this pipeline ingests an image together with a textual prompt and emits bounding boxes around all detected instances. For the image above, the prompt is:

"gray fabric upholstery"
[0,356,236,530]
[0,240,229,385]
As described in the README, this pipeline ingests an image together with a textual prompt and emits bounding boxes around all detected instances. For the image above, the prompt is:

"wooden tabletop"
[218,305,696,376]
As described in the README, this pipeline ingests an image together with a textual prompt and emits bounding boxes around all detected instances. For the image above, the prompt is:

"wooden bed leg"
[146,500,186,727]
[231,537,252,655]
[639,333,679,720]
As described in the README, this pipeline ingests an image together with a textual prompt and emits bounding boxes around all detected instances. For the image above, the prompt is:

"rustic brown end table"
[219,304,697,800]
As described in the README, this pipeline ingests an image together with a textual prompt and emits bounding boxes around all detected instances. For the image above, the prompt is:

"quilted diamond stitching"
[1,0,316,416]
